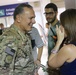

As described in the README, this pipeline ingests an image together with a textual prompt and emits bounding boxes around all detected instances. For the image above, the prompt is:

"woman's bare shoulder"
[59,44,76,55]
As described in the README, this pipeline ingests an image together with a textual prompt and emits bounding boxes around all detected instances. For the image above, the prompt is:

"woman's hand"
[56,25,64,43]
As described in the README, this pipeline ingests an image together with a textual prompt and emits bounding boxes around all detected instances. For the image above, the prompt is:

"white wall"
[64,0,76,9]
[58,7,65,20]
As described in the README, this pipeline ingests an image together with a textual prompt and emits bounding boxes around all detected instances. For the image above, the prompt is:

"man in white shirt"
[29,27,44,75]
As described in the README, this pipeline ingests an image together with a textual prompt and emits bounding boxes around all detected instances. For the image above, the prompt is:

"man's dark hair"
[13,3,33,20]
[45,3,58,12]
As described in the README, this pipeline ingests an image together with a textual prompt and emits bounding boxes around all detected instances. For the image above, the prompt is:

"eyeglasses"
[44,12,54,15]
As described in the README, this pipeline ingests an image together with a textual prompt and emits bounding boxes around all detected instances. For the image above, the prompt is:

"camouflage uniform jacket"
[0,24,35,75]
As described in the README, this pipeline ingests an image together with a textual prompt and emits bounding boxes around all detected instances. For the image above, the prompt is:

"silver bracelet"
[51,49,58,54]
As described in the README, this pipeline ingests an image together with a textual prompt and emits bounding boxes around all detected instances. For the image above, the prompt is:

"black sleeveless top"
[60,42,76,75]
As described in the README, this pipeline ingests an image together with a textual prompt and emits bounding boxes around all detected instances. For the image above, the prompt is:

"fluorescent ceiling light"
[18,0,23,1]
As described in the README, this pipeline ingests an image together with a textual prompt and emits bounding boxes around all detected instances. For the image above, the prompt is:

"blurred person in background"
[44,3,60,75]
[29,27,44,75]
[0,23,4,35]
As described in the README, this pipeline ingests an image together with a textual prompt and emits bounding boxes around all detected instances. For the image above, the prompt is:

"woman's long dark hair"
[60,9,76,43]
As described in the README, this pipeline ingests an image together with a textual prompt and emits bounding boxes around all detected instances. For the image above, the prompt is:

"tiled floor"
[38,46,48,75]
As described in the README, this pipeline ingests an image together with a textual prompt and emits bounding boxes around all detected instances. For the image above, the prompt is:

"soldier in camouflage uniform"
[0,3,36,75]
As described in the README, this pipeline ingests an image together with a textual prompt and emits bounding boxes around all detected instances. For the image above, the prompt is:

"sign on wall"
[0,2,28,17]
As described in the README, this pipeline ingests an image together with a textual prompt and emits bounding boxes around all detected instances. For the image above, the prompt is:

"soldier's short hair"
[13,3,33,20]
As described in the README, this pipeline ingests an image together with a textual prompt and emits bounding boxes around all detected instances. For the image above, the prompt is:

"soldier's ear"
[55,11,58,16]
[16,15,21,23]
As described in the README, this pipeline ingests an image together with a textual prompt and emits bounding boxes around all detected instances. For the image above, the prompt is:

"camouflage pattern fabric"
[0,24,35,75]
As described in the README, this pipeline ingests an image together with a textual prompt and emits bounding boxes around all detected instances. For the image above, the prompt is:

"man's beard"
[48,15,56,24]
